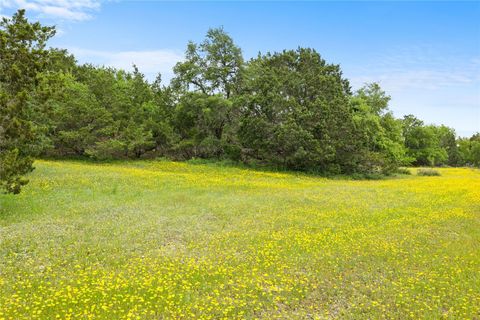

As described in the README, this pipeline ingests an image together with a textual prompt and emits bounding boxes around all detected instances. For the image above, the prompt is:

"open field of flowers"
[0,160,479,319]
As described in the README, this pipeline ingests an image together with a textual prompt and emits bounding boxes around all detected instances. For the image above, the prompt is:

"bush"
[417,168,441,176]
[351,172,385,180]
[396,167,411,175]
[85,139,127,160]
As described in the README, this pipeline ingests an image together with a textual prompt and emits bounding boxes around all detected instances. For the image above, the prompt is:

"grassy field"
[0,160,479,319]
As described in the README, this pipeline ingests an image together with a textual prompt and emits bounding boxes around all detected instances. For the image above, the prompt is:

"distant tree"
[350,83,408,173]
[0,10,55,193]
[470,135,480,167]
[458,133,480,167]
[402,115,448,166]
[173,27,243,98]
[436,125,460,166]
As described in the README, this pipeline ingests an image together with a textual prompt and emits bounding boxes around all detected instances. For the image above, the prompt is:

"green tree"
[74,65,161,159]
[436,125,460,166]
[402,115,448,166]
[350,83,408,173]
[458,133,480,167]
[149,74,177,154]
[0,10,55,193]
[470,134,480,167]
[354,83,390,114]
[172,93,233,159]
[40,73,113,156]
[238,48,355,173]
[28,49,78,154]
[173,27,243,98]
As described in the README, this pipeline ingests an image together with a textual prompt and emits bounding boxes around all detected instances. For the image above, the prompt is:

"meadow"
[0,160,479,319]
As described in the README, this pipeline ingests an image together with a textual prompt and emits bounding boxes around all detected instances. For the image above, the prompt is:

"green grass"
[1,160,479,319]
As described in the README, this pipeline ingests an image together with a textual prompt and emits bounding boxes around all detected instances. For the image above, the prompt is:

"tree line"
[1,10,479,193]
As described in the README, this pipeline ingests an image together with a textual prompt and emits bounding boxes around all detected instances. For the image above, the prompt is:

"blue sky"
[1,1,479,136]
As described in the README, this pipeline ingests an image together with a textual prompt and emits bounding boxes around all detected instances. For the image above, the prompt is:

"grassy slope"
[0,160,479,319]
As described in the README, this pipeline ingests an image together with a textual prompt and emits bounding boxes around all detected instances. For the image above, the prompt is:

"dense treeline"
[1,11,479,193]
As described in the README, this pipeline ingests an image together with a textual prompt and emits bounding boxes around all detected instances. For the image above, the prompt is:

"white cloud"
[350,68,479,93]
[345,46,480,136]
[348,45,480,92]
[68,47,184,83]
[0,0,102,21]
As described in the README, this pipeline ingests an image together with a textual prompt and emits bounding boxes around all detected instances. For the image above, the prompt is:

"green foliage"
[172,93,233,159]
[349,84,408,174]
[45,73,113,155]
[237,48,353,172]
[3,12,476,194]
[458,133,480,167]
[402,115,450,166]
[0,148,34,193]
[417,168,441,176]
[85,139,126,160]
[173,27,243,98]
[396,167,412,175]
[437,125,461,166]
[34,64,168,160]
[0,10,55,193]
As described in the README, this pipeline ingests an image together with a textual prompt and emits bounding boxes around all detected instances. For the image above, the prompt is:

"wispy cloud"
[349,45,480,92]
[68,47,184,82]
[350,66,479,92]
[0,0,103,21]
[345,45,480,135]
